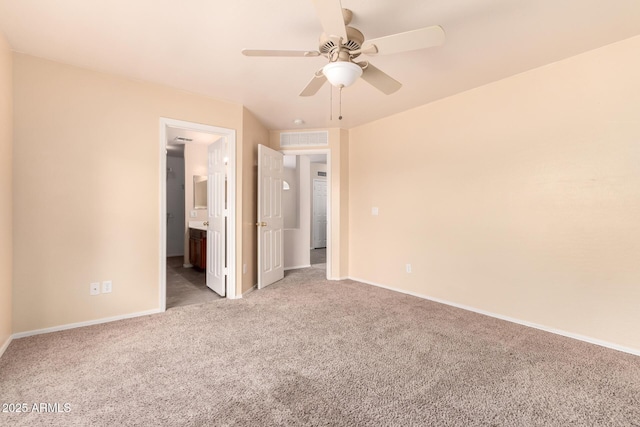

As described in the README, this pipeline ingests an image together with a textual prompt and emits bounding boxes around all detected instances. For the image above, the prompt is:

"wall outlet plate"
[90,282,100,295]
[102,281,112,293]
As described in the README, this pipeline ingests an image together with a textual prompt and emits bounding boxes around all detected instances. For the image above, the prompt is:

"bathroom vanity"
[188,221,207,270]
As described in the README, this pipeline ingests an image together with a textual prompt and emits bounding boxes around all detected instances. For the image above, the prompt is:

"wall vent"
[280,131,328,147]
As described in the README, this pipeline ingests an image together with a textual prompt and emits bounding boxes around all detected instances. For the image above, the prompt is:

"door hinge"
[224,209,228,217]
[224,267,228,275]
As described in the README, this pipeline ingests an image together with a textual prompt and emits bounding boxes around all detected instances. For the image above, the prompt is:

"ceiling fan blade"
[299,72,327,97]
[242,49,321,57]
[311,0,347,41]
[360,63,402,95]
[364,26,445,55]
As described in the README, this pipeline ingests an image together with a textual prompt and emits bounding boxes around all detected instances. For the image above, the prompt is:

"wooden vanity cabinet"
[189,228,207,270]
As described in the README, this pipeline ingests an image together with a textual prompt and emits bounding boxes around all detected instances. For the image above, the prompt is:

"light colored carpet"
[1,268,639,426]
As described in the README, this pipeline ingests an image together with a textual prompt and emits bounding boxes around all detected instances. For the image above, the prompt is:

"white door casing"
[207,139,226,296]
[312,179,328,249]
[257,144,284,289]
[159,117,237,311]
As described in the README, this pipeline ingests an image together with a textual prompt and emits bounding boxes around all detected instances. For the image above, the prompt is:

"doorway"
[279,150,330,278]
[159,118,237,311]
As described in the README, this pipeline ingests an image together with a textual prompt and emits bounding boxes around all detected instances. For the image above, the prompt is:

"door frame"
[159,118,237,311]
[281,149,331,280]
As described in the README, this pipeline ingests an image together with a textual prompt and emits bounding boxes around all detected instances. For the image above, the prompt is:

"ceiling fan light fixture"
[322,61,362,88]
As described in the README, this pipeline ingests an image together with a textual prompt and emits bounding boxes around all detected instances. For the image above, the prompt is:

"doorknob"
[256,222,267,227]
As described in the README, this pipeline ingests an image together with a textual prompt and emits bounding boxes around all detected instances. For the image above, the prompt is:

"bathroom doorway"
[159,118,237,310]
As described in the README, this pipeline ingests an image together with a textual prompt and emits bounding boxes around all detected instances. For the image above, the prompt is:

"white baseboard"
[285,264,311,271]
[0,334,12,359]
[12,308,164,339]
[350,276,640,357]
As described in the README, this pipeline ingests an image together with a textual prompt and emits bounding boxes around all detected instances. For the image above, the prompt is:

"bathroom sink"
[188,221,207,231]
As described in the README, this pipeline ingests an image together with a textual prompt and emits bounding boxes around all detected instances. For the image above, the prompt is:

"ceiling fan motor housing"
[319,26,364,58]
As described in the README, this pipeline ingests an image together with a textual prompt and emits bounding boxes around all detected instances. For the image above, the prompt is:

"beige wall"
[269,128,349,279]
[12,54,243,333]
[240,107,268,294]
[349,36,640,352]
[0,31,12,350]
[338,129,349,278]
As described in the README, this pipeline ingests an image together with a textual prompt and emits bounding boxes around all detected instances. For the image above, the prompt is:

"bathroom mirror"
[193,175,207,209]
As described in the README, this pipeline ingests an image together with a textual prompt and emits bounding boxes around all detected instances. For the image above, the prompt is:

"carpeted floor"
[1,268,639,426]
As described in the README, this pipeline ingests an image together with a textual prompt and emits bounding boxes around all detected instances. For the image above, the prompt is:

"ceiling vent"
[280,131,328,147]
[173,136,193,143]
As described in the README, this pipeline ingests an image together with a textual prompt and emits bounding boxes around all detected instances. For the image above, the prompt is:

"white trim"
[285,264,312,271]
[159,118,237,310]
[11,309,163,339]
[281,149,332,280]
[350,276,640,357]
[0,335,12,359]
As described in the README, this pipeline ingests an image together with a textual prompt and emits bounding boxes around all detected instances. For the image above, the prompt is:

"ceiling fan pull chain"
[339,86,343,121]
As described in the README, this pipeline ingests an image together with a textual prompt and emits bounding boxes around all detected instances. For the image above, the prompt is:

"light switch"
[190,211,197,218]
[372,207,379,216]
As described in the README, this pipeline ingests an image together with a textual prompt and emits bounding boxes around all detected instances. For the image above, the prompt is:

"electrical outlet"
[90,282,100,295]
[190,210,197,218]
[102,281,112,294]
[406,264,412,273]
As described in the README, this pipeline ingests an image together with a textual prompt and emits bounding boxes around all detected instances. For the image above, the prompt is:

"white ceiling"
[1,0,639,130]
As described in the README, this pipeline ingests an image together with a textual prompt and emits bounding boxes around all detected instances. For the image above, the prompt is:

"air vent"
[320,40,337,55]
[174,136,193,142]
[280,131,328,147]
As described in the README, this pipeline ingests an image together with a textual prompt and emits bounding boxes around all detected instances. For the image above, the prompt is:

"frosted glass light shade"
[322,61,362,88]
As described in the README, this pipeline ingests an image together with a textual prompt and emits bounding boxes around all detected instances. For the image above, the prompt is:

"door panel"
[257,144,284,289]
[207,139,226,296]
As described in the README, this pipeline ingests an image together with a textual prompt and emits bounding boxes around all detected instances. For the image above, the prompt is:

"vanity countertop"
[188,221,207,231]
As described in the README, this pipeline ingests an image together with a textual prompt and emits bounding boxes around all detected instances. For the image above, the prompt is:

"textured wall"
[0,31,13,351]
[12,54,243,332]
[240,108,269,294]
[349,36,640,352]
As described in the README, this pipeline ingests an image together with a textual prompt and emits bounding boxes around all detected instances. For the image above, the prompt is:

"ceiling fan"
[242,0,445,96]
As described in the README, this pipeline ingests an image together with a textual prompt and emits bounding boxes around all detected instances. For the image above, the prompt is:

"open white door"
[257,144,284,289]
[207,139,226,296]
